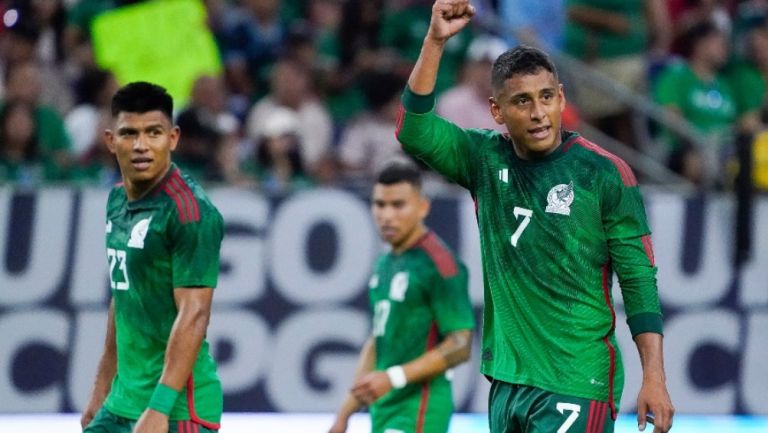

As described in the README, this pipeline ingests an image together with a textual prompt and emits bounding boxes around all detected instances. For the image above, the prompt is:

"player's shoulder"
[412,231,464,279]
[157,167,222,225]
[106,182,127,213]
[563,132,638,187]
[467,128,506,146]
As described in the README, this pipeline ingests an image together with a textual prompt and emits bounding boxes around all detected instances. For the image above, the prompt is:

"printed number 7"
[510,206,533,247]
[556,402,581,433]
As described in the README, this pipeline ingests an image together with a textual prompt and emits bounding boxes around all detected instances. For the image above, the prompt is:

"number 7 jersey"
[396,88,662,417]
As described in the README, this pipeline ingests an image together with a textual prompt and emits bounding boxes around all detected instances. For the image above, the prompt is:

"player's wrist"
[424,33,448,46]
[386,365,408,389]
[147,383,180,415]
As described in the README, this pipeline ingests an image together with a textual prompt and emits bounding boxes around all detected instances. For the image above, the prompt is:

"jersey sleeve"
[428,262,475,335]
[168,202,224,289]
[396,86,476,189]
[601,165,663,337]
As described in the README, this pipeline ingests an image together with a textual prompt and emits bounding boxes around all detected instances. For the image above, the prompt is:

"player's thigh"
[170,420,219,433]
[487,380,523,433]
[82,407,132,433]
[528,392,614,433]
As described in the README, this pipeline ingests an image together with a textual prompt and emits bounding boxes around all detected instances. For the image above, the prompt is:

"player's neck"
[123,165,172,201]
[392,224,428,255]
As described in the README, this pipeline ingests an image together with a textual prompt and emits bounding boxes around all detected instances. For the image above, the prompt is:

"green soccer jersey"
[396,88,662,416]
[368,231,475,433]
[103,165,224,427]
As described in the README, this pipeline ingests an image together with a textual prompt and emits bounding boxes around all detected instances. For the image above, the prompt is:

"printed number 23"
[510,206,533,247]
[107,248,130,290]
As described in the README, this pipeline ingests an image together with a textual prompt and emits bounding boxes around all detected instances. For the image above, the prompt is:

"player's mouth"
[528,125,551,140]
[131,156,153,171]
[380,226,398,239]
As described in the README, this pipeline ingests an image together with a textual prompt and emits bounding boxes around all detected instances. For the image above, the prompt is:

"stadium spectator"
[437,34,508,130]
[0,100,43,184]
[654,20,738,185]
[338,70,411,183]
[3,61,73,180]
[246,57,332,175]
[175,74,243,183]
[564,0,672,149]
[218,0,288,102]
[245,105,313,193]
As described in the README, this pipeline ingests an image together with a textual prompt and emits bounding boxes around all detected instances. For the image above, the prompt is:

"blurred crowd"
[1,0,768,192]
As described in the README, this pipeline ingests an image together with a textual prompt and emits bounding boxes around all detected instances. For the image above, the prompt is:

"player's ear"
[558,83,566,114]
[104,129,116,154]
[419,195,431,219]
[489,96,504,125]
[169,126,180,152]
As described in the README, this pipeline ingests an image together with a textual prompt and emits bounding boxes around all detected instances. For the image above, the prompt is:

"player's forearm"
[401,329,472,384]
[408,37,447,96]
[159,299,211,389]
[634,332,667,384]
[87,301,117,403]
[336,338,375,417]
[358,338,376,377]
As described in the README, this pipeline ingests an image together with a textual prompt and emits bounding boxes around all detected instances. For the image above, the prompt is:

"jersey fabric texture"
[396,87,662,417]
[104,165,224,428]
[369,231,475,433]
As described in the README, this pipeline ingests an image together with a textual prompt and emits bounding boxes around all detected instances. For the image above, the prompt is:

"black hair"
[491,45,558,93]
[110,81,173,120]
[376,161,422,190]
[0,100,39,161]
[75,68,112,105]
[360,70,406,111]
[679,20,721,59]
[256,135,306,178]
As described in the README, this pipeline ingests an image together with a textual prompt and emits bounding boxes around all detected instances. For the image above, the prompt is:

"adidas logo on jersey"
[127,217,152,249]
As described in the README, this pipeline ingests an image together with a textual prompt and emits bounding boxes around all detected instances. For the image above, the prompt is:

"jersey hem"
[479,369,620,410]
[104,401,195,422]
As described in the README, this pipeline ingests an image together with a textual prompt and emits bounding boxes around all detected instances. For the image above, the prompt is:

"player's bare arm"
[132,288,214,433]
[634,332,675,433]
[81,300,117,429]
[351,329,472,405]
[408,0,475,95]
[329,337,376,433]
[436,329,472,365]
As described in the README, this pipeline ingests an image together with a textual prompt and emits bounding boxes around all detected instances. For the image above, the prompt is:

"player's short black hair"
[376,161,423,190]
[111,81,173,120]
[491,45,558,93]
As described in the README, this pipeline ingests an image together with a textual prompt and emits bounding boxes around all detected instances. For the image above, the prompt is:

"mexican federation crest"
[545,182,574,216]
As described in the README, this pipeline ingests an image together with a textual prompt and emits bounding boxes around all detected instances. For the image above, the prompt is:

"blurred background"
[0,0,767,431]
